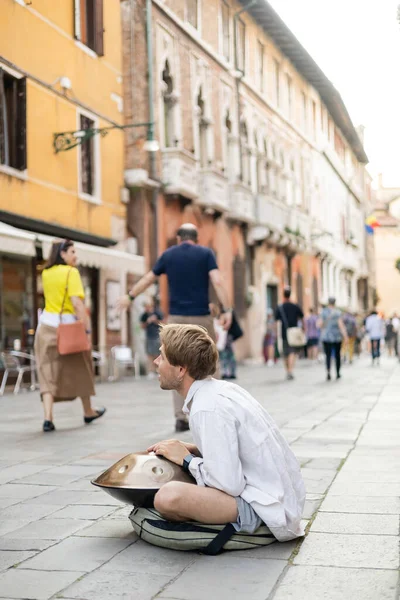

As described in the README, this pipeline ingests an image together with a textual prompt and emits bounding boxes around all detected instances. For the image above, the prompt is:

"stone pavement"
[0,356,399,599]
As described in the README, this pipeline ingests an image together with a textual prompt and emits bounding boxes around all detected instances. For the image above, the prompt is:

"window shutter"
[16,77,27,171]
[95,0,104,56]
[0,69,6,165]
[74,0,81,40]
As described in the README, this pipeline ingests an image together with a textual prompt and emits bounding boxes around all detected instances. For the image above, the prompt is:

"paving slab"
[329,481,400,497]
[0,485,55,501]
[0,503,61,522]
[272,565,398,600]
[101,540,195,575]
[0,569,85,600]
[293,532,399,569]
[0,464,52,485]
[320,495,400,514]
[311,512,399,535]
[47,504,117,520]
[59,570,172,600]
[20,536,133,571]
[0,550,37,571]
[74,519,138,539]
[158,555,286,600]
[0,538,56,551]
[4,518,93,540]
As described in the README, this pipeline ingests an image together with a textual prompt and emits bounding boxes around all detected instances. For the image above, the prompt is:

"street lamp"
[53,121,159,154]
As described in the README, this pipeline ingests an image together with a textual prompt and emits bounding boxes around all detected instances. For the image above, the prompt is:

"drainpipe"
[233,0,258,183]
[145,0,158,258]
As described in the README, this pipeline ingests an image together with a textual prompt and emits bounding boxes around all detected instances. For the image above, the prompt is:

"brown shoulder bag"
[57,268,91,355]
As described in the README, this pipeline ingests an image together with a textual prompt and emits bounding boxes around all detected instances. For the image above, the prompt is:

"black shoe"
[84,408,106,424]
[336,373,341,380]
[327,373,331,381]
[175,419,189,432]
[286,373,294,381]
[43,420,55,432]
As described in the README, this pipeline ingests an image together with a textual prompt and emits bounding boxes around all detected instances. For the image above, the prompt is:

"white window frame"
[77,108,102,205]
[185,0,201,34]
[219,0,231,62]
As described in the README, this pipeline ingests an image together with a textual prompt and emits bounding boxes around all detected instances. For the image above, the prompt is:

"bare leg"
[154,481,238,524]
[42,392,54,422]
[80,396,98,418]
[287,352,296,374]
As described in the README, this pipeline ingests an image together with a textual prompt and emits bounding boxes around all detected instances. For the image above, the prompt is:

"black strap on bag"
[278,305,289,330]
[201,523,236,555]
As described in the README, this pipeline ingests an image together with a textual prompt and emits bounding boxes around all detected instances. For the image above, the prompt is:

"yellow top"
[42,265,85,314]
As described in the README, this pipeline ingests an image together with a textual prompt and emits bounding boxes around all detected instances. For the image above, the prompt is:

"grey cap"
[328,296,336,305]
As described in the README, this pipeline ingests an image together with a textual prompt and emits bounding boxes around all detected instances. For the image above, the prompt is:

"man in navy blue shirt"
[118,223,232,431]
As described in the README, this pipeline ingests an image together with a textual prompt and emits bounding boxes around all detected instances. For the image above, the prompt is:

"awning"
[0,221,37,257]
[39,235,146,276]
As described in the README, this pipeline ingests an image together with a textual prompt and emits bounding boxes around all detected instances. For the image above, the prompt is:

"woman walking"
[304,308,320,361]
[34,240,105,432]
[319,297,348,381]
[263,309,276,366]
[365,310,385,365]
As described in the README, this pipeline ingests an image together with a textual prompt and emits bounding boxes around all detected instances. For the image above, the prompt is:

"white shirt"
[39,310,76,328]
[365,314,385,340]
[184,378,305,542]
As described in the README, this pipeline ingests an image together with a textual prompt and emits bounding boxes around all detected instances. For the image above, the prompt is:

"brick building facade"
[121,0,374,359]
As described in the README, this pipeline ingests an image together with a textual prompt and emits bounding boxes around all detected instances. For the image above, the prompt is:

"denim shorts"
[234,497,263,533]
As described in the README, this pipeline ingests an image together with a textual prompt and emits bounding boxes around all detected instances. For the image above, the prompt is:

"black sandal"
[43,420,56,432]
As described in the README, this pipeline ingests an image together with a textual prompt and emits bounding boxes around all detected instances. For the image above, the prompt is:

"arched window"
[197,86,208,168]
[224,110,233,179]
[240,120,251,186]
[162,61,175,148]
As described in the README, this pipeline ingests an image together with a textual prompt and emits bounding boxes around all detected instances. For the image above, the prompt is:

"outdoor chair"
[92,350,108,382]
[110,345,140,381]
[0,351,37,396]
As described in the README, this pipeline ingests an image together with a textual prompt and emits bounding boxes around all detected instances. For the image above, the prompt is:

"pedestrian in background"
[342,310,358,364]
[319,297,348,381]
[384,317,396,357]
[34,240,105,432]
[117,223,232,432]
[391,312,400,356]
[275,287,304,381]
[140,298,163,379]
[304,308,320,361]
[365,310,385,365]
[263,309,276,366]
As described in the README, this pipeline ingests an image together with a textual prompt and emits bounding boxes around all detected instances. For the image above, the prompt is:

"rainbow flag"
[365,214,380,235]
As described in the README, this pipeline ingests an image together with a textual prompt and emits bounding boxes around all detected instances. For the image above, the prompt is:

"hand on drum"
[147,439,189,466]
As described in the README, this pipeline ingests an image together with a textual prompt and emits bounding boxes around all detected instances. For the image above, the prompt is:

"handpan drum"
[91,452,195,508]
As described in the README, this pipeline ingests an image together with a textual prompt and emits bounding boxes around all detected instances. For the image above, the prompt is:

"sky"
[268,0,400,188]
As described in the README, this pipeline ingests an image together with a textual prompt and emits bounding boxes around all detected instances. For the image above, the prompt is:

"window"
[236,18,246,73]
[221,1,230,61]
[257,41,264,92]
[301,92,307,131]
[334,128,345,162]
[273,59,280,107]
[0,68,26,171]
[162,61,175,148]
[312,100,317,140]
[197,87,208,168]
[224,110,233,179]
[285,74,292,118]
[74,0,104,55]
[240,120,250,186]
[79,114,98,198]
[186,0,199,29]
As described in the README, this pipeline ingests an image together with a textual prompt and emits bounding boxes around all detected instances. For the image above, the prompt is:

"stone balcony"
[287,207,311,241]
[197,168,229,212]
[161,148,198,200]
[229,182,256,223]
[256,194,290,232]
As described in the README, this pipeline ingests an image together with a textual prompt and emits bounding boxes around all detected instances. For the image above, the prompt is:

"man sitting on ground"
[148,324,305,542]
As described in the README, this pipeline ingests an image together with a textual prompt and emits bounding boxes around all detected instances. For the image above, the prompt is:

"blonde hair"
[160,324,218,380]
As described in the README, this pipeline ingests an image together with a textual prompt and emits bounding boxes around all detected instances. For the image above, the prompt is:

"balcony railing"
[229,182,256,223]
[161,148,198,200]
[197,168,229,212]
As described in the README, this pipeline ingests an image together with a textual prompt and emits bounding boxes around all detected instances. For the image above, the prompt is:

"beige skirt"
[34,324,95,402]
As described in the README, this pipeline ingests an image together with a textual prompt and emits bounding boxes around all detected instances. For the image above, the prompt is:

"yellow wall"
[375,228,400,316]
[0,0,125,239]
